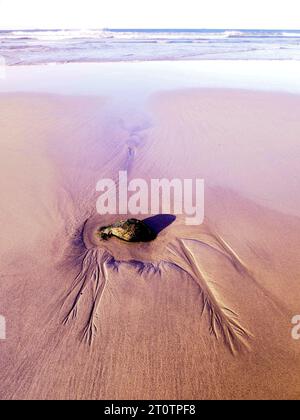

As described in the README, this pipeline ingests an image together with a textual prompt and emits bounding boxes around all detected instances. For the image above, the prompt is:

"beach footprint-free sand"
[0,90,300,399]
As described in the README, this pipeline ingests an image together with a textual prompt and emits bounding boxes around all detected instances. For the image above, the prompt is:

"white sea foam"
[1,29,300,65]
[0,56,6,79]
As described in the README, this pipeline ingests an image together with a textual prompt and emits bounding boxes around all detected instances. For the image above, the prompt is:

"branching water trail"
[62,223,256,354]
[167,239,252,355]
[63,248,110,345]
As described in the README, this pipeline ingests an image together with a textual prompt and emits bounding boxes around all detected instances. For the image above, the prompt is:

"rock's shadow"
[143,214,176,236]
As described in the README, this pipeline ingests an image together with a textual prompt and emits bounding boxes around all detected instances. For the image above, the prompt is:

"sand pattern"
[63,220,253,355]
[1,90,300,399]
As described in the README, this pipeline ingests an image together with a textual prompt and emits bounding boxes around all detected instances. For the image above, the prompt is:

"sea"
[0,28,300,65]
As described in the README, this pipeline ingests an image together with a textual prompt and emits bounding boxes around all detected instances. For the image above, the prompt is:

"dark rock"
[98,218,157,243]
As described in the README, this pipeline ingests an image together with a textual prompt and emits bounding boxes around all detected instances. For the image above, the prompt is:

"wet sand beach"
[0,85,300,399]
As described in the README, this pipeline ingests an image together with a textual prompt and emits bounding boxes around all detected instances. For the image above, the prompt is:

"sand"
[0,89,300,400]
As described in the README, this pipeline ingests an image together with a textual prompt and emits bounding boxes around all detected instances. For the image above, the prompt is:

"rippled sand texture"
[0,90,300,400]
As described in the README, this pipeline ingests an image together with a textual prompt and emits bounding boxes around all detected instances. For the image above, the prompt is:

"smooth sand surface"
[0,90,300,399]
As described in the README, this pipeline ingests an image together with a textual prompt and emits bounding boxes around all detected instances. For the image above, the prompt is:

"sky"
[0,0,300,30]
